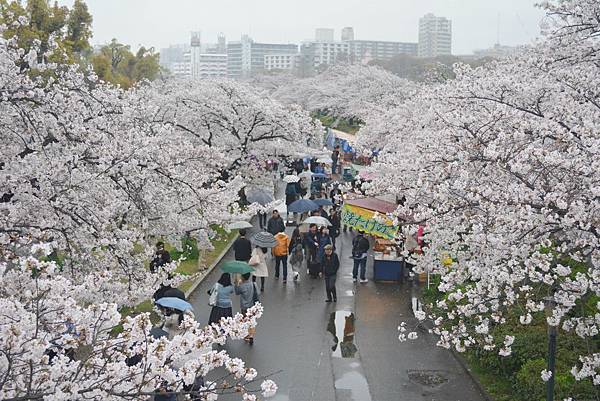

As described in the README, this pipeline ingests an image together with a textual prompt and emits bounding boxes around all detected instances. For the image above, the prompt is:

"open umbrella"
[227,221,253,230]
[283,175,300,183]
[302,216,332,226]
[221,260,255,274]
[317,157,333,164]
[163,288,186,300]
[288,199,319,213]
[155,297,193,311]
[246,189,274,206]
[311,173,327,179]
[298,171,313,180]
[313,198,333,207]
[252,231,278,248]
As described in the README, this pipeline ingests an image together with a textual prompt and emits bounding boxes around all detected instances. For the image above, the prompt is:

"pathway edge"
[184,233,240,299]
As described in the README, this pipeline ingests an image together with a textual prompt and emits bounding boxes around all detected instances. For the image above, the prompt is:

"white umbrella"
[226,221,253,230]
[317,157,333,164]
[283,175,300,183]
[301,216,332,226]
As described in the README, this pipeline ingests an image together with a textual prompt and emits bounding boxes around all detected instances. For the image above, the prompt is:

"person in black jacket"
[233,229,252,262]
[267,210,286,235]
[150,242,171,273]
[322,245,339,302]
[352,232,370,283]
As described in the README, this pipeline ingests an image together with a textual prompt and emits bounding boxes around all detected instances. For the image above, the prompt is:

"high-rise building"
[264,54,299,71]
[341,27,355,42]
[217,33,226,53]
[159,43,190,71]
[190,31,202,78]
[315,28,335,42]
[227,35,298,78]
[418,13,452,58]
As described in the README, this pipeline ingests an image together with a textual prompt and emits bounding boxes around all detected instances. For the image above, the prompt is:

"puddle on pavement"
[345,289,355,296]
[407,369,449,388]
[335,371,372,401]
[327,311,358,358]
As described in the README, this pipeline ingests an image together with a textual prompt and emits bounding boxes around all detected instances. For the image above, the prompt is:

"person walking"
[235,272,258,345]
[257,211,267,230]
[272,231,290,282]
[303,224,321,278]
[329,208,341,249]
[267,210,285,235]
[208,273,234,324]
[352,232,370,283]
[322,245,339,302]
[331,145,340,175]
[233,229,252,262]
[318,227,333,265]
[288,228,303,282]
[249,246,269,291]
[284,183,299,219]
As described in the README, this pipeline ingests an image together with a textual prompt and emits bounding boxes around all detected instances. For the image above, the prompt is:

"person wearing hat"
[322,244,339,302]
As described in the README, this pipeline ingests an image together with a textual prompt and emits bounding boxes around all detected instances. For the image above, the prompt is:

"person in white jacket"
[249,246,269,291]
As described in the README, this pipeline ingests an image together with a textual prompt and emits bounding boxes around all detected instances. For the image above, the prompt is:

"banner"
[341,204,398,240]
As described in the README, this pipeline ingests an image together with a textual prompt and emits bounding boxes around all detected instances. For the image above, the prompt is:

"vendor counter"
[372,251,404,282]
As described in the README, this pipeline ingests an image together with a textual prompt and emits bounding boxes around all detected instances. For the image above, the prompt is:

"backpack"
[252,282,260,304]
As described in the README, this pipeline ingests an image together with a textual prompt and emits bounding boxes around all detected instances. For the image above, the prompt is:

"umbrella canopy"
[283,175,300,183]
[150,327,169,339]
[155,297,193,311]
[313,198,333,207]
[221,260,255,274]
[317,157,333,164]
[311,173,327,179]
[302,216,332,226]
[298,171,313,180]
[246,189,274,206]
[288,199,319,213]
[226,221,254,230]
[252,231,278,248]
[163,288,186,300]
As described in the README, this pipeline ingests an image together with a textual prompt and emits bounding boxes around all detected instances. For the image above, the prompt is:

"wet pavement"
[188,181,485,401]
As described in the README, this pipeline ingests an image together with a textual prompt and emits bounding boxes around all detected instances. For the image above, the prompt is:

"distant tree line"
[0,0,161,88]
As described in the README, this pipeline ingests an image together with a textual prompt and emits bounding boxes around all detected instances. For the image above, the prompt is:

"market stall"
[342,198,404,282]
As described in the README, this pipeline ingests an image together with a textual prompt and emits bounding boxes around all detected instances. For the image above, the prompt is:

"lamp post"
[544,295,557,401]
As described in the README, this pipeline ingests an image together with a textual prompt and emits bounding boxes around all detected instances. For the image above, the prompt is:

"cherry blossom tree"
[0,246,275,401]
[359,0,600,390]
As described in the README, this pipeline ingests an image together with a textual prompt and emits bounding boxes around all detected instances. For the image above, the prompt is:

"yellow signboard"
[341,204,398,240]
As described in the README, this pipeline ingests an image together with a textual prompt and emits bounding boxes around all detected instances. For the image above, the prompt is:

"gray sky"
[58,0,546,54]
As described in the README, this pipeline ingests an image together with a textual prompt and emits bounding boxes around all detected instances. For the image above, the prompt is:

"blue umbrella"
[288,199,319,213]
[313,198,333,207]
[155,297,193,311]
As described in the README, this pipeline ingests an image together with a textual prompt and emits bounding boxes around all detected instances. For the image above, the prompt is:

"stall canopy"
[342,197,398,240]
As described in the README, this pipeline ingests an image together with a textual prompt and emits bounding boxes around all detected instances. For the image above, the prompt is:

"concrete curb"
[184,232,240,299]
[410,284,494,401]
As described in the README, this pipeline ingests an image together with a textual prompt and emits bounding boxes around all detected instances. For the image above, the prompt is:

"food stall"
[341,198,404,282]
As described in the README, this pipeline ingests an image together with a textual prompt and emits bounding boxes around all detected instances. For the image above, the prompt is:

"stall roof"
[345,197,398,214]
[331,129,357,145]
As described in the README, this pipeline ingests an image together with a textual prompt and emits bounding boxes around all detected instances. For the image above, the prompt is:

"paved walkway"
[188,183,484,401]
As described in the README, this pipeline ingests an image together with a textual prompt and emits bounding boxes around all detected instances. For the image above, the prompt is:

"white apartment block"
[418,13,452,58]
[195,53,227,78]
[264,53,298,70]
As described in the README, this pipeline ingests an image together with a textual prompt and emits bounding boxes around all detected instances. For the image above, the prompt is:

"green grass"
[315,114,361,134]
[118,225,238,324]
[464,352,515,401]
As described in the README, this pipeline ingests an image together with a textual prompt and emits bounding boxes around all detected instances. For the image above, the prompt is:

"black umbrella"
[288,199,319,213]
[163,288,186,300]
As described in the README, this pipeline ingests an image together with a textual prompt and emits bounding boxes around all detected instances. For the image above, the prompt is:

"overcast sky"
[58,0,546,54]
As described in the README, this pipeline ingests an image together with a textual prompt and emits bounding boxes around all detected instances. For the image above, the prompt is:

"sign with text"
[341,204,398,240]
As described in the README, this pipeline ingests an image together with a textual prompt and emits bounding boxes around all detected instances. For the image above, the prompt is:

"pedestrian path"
[188,180,485,401]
